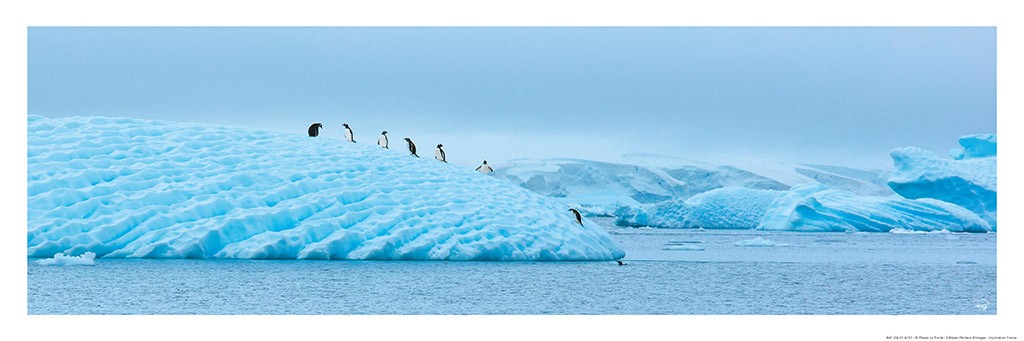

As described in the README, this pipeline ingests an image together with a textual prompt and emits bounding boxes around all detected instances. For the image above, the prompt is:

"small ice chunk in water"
[36,252,96,266]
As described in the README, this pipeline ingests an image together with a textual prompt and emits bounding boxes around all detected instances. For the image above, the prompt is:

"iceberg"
[756,183,990,233]
[950,134,996,160]
[35,252,97,266]
[495,154,892,216]
[615,187,783,229]
[888,136,996,230]
[27,115,625,261]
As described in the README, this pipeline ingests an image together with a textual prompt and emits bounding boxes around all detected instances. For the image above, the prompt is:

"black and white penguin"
[568,208,583,227]
[342,123,355,143]
[308,123,323,137]
[434,144,447,163]
[475,160,493,174]
[404,137,419,157]
[378,131,388,149]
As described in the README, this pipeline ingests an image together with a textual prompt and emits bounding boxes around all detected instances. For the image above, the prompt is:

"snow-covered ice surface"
[27,115,623,261]
[757,183,990,233]
[35,252,96,266]
[28,218,995,314]
[493,154,893,216]
[615,187,782,229]
[888,138,997,230]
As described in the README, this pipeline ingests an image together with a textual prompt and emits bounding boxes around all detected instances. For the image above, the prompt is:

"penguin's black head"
[437,144,443,148]
[382,131,387,135]
[404,137,411,141]
[483,160,488,164]
[343,123,349,128]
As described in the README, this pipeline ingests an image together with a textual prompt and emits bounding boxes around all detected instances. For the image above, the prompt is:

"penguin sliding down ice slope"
[308,123,323,137]
[342,123,355,143]
[475,160,493,174]
[434,144,447,163]
[404,138,419,157]
[568,208,584,227]
[378,131,388,149]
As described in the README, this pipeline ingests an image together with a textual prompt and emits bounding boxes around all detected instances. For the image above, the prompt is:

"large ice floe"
[27,115,624,260]
[614,187,783,229]
[756,183,990,233]
[887,134,996,230]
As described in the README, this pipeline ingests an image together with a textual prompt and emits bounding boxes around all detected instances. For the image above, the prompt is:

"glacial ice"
[27,115,625,261]
[950,134,996,160]
[888,137,996,230]
[495,154,892,216]
[614,187,783,229]
[756,183,990,233]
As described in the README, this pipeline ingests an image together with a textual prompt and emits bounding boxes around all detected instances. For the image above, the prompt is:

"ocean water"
[27,219,996,315]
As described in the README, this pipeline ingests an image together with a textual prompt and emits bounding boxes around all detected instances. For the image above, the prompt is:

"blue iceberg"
[615,187,783,229]
[756,183,990,233]
[888,135,996,230]
[27,115,625,260]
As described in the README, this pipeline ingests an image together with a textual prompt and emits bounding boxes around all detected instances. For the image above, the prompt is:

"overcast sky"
[28,27,995,168]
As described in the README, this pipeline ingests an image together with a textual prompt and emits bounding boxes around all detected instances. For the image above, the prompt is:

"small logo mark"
[974,299,989,311]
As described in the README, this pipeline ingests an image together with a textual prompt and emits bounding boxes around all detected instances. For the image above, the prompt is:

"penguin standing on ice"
[342,123,355,143]
[568,208,584,227]
[378,131,389,149]
[404,137,419,157]
[434,144,447,163]
[308,123,323,137]
[475,160,493,174]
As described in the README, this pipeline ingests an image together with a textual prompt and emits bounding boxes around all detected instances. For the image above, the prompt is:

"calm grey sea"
[28,221,996,315]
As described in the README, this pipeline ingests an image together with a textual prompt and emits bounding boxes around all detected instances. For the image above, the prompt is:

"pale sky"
[28,27,995,169]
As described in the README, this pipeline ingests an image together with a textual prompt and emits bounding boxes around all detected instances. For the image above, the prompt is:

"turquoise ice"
[27,115,624,260]
[888,135,996,230]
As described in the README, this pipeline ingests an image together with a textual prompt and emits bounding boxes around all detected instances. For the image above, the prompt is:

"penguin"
[568,208,583,227]
[434,144,447,163]
[378,131,389,149]
[616,260,626,266]
[475,160,493,174]
[404,137,419,157]
[308,123,323,137]
[342,123,355,143]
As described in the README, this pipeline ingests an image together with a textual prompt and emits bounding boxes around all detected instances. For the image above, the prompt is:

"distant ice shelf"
[493,154,894,216]
[27,115,624,261]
